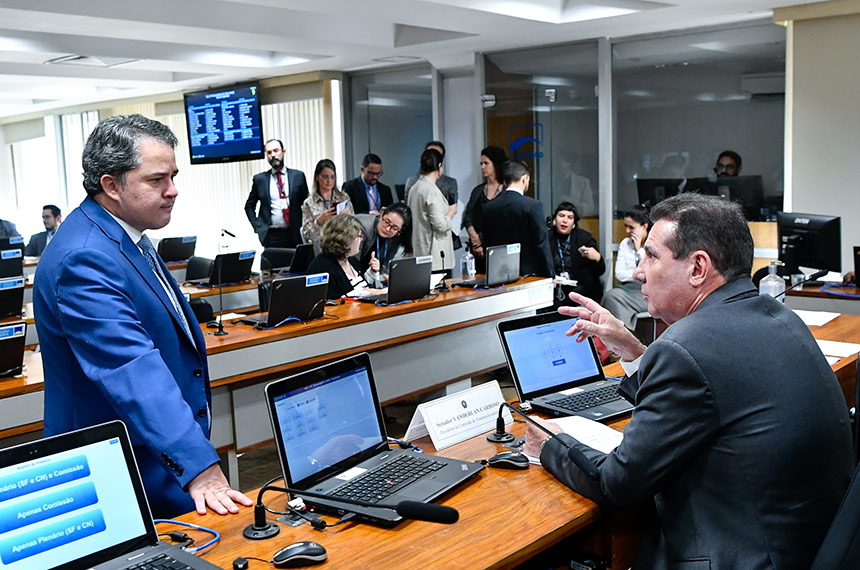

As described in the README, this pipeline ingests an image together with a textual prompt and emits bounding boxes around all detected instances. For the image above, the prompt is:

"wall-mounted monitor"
[184,82,264,165]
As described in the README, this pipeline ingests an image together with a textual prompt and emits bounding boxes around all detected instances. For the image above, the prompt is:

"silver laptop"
[264,353,483,526]
[456,243,521,288]
[0,421,219,569]
[498,312,633,421]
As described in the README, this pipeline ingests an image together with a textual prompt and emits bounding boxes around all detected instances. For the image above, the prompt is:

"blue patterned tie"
[138,235,193,340]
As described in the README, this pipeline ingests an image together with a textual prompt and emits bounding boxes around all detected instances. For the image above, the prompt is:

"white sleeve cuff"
[620,354,644,376]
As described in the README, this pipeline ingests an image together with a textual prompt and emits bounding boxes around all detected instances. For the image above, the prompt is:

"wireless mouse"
[272,541,327,568]
[487,450,530,470]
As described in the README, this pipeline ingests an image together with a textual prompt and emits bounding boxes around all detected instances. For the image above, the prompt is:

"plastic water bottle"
[461,245,476,280]
[759,260,785,302]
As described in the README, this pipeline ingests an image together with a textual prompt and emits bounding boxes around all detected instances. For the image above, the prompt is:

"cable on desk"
[153,519,220,553]
[821,283,860,298]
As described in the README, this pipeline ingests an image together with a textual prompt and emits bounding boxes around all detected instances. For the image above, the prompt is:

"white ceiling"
[0,0,817,120]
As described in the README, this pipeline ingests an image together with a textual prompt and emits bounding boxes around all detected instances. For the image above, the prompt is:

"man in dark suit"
[244,138,308,247]
[343,153,394,214]
[525,193,853,569]
[34,114,252,518]
[25,204,62,256]
[481,160,553,277]
[0,219,20,238]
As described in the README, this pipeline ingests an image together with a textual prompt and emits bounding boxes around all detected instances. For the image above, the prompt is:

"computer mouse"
[272,541,327,568]
[488,450,530,470]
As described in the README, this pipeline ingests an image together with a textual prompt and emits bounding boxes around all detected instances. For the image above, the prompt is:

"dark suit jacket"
[549,226,605,301]
[33,196,218,518]
[342,176,394,214]
[0,219,20,238]
[245,168,309,247]
[306,253,361,299]
[25,231,50,256]
[541,278,854,569]
[481,190,554,277]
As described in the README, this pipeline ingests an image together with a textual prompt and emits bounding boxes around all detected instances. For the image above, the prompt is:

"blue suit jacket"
[33,196,219,517]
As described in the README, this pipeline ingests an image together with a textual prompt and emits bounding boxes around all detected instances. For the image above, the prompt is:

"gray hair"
[650,193,753,281]
[82,114,178,196]
[319,214,363,259]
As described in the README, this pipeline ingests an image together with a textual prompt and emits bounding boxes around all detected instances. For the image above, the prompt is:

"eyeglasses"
[365,169,383,178]
[380,216,402,233]
[715,161,737,173]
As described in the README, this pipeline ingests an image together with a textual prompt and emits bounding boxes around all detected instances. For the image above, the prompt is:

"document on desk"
[816,339,860,359]
[524,415,623,464]
[792,309,840,327]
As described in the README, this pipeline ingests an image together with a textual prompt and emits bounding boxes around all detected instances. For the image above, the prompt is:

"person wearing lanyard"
[343,153,394,215]
[355,202,413,288]
[548,201,604,303]
[300,159,354,245]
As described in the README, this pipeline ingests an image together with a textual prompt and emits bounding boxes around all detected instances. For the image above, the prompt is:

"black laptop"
[241,273,329,328]
[353,256,432,305]
[498,312,633,421]
[280,244,315,275]
[185,250,255,286]
[156,236,196,262]
[0,276,25,320]
[0,321,25,378]
[455,243,520,288]
[0,420,220,569]
[264,353,483,526]
[0,236,25,252]
[853,246,860,285]
[0,248,23,279]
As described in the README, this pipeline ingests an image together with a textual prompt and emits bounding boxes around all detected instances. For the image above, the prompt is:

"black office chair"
[188,298,214,324]
[185,256,214,281]
[261,247,295,275]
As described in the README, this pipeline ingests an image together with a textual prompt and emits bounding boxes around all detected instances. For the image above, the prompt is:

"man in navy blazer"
[34,114,252,518]
[343,153,394,214]
[24,204,62,256]
[481,160,554,278]
[244,138,308,248]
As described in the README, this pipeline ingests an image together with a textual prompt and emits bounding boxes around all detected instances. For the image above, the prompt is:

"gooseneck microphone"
[489,402,600,481]
[213,254,228,336]
[774,269,828,299]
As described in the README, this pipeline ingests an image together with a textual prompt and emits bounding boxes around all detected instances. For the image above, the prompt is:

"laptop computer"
[280,244,315,275]
[185,251,255,286]
[497,312,633,421]
[0,248,23,279]
[352,256,432,305]
[264,353,483,526]
[853,246,860,285]
[0,276,25,320]
[0,321,26,378]
[0,236,25,252]
[156,236,196,263]
[0,420,220,569]
[241,273,329,328]
[455,243,521,288]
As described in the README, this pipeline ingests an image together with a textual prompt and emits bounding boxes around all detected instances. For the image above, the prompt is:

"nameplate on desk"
[0,322,25,340]
[404,381,512,450]
[0,277,24,290]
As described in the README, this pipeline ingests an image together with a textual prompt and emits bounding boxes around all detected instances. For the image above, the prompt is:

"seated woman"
[300,158,353,245]
[355,202,413,288]
[306,214,374,299]
[602,204,651,329]
[548,201,605,303]
[407,148,454,273]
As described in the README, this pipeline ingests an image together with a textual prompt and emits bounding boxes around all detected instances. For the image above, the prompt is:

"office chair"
[188,298,214,324]
[185,256,214,281]
[261,247,295,275]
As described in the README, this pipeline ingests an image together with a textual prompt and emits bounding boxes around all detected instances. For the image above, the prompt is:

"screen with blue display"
[184,82,265,165]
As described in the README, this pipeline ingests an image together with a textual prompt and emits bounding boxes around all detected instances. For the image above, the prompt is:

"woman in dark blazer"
[548,201,605,303]
[306,214,370,299]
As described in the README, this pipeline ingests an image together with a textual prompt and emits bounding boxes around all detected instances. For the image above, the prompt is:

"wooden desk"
[172,412,637,570]
[786,284,860,315]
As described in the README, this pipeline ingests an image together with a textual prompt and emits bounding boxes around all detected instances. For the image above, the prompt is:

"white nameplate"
[404,380,512,451]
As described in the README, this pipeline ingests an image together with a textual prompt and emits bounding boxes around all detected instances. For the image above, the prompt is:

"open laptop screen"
[0,422,152,570]
[271,362,385,486]
[500,315,602,396]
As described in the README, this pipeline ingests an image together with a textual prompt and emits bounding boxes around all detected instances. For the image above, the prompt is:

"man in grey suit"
[25,204,62,256]
[244,139,308,248]
[525,193,853,569]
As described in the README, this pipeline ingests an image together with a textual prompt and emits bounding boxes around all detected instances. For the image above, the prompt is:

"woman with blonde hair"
[300,158,353,245]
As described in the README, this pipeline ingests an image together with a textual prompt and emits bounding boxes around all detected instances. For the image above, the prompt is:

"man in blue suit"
[34,114,252,518]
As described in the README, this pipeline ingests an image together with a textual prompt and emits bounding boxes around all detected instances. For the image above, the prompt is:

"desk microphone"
[221,228,236,238]
[213,254,228,336]
[774,269,828,299]
[488,403,600,481]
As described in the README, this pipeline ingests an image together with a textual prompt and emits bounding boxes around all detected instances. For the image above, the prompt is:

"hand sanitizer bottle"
[760,260,786,302]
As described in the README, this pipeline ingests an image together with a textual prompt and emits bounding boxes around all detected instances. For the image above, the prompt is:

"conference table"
[786,283,860,315]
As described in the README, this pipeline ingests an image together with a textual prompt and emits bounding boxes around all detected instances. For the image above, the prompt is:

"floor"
[235,369,516,493]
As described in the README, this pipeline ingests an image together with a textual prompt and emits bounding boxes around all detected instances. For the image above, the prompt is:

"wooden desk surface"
[174,414,633,570]
[786,284,860,299]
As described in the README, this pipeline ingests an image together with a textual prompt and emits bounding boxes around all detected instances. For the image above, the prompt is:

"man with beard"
[713,149,742,177]
[245,138,309,247]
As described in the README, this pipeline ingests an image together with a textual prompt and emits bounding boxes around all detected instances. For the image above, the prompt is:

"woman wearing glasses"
[300,159,353,245]
[356,202,413,288]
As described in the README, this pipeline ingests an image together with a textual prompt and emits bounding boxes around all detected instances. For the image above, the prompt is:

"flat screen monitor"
[183,82,264,165]
[636,178,684,207]
[704,175,764,221]
[777,211,841,275]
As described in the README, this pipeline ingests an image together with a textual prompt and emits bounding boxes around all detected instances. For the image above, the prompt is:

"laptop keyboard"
[549,385,623,413]
[127,552,193,570]
[331,454,446,504]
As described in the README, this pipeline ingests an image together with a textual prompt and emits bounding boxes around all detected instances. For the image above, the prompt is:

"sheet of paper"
[523,415,623,463]
[825,356,841,366]
[792,309,840,327]
[430,273,445,289]
[816,339,860,358]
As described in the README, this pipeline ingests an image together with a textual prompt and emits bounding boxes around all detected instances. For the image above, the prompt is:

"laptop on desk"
[156,236,196,262]
[0,248,23,279]
[0,321,25,378]
[455,243,520,288]
[0,420,220,570]
[279,244,315,275]
[0,237,24,252]
[352,256,432,305]
[241,273,329,328]
[0,276,25,320]
[184,250,255,286]
[264,353,483,526]
[498,312,633,421]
